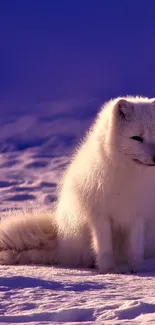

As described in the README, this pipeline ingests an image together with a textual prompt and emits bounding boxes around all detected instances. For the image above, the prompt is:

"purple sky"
[1,1,155,112]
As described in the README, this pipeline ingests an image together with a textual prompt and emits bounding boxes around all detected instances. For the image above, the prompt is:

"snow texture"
[1,98,155,324]
[1,264,155,324]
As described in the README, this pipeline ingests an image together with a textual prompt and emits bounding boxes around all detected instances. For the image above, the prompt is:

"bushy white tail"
[0,209,57,265]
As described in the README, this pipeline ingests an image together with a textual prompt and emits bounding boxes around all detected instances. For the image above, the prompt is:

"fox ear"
[116,98,134,121]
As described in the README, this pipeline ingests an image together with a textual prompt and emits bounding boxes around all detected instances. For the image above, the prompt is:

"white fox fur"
[0,209,57,265]
[1,96,155,273]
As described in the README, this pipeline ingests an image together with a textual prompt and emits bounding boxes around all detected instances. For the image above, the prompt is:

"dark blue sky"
[1,1,155,111]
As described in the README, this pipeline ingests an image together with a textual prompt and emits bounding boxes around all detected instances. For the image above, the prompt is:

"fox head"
[100,96,155,167]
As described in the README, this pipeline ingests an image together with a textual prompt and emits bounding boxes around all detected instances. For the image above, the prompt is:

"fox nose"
[153,156,155,163]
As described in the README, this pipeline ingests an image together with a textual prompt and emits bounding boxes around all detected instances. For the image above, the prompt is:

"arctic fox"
[1,96,155,273]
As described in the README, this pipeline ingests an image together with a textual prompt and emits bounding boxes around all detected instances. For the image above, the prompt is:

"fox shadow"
[0,274,105,292]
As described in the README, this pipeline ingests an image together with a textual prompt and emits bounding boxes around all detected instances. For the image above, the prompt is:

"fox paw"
[128,262,143,274]
[97,252,119,274]
[128,255,143,274]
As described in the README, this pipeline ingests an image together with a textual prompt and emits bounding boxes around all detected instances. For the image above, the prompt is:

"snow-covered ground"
[1,98,155,324]
[1,264,155,324]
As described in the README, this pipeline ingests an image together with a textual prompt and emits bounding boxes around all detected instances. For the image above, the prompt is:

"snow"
[1,264,155,324]
[1,98,155,324]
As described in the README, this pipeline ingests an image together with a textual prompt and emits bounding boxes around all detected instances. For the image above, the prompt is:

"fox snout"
[143,143,155,166]
[133,151,155,167]
[149,144,155,164]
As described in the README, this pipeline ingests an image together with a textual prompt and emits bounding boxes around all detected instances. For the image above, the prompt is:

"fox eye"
[131,136,143,142]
